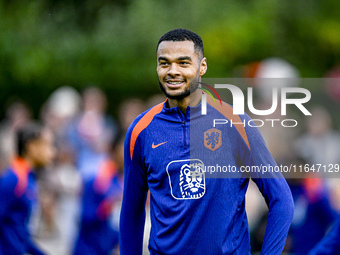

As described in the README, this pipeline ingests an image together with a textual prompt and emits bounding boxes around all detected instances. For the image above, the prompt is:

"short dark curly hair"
[157,28,204,59]
[16,122,44,157]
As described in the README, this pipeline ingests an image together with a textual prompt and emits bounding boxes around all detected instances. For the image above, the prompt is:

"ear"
[199,57,207,76]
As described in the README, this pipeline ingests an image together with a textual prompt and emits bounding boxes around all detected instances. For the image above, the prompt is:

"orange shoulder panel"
[93,159,117,194]
[11,157,31,197]
[207,96,250,150]
[130,102,165,160]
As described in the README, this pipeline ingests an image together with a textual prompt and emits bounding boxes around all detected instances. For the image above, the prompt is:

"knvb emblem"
[204,128,222,151]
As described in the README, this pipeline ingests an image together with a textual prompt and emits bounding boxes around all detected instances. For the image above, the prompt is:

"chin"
[35,161,50,168]
[159,80,192,100]
[166,90,185,97]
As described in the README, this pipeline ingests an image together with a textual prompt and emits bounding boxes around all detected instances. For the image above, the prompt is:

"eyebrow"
[158,56,192,62]
[177,56,192,61]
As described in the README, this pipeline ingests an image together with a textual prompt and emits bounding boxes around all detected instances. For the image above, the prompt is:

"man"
[73,137,124,255]
[0,122,55,255]
[66,87,118,180]
[120,28,294,254]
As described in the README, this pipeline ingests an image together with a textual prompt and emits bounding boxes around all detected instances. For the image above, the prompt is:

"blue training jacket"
[73,159,122,255]
[120,98,294,255]
[0,158,45,255]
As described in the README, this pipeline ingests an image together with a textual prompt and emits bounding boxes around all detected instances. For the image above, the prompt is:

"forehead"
[157,40,197,59]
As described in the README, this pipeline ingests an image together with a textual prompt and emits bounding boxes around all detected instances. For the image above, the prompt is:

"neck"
[20,155,36,173]
[168,89,202,115]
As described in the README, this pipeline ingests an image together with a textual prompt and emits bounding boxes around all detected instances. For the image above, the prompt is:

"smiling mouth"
[165,80,185,89]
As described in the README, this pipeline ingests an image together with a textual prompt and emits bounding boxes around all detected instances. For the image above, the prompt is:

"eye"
[180,61,190,66]
[159,61,169,66]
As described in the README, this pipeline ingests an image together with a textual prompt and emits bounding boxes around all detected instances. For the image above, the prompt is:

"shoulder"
[1,160,32,197]
[206,97,270,154]
[206,99,251,151]
[125,102,165,161]
[0,168,18,192]
[0,168,18,183]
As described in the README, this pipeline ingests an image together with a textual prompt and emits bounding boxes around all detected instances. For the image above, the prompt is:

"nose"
[167,63,180,76]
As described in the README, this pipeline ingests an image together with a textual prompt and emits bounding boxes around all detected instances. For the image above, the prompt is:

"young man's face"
[157,40,207,100]
[27,128,56,168]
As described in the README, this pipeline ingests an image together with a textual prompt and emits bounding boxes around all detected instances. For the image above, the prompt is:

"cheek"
[30,145,41,160]
[39,145,55,164]
[157,68,167,78]
[46,145,56,161]
[184,67,200,79]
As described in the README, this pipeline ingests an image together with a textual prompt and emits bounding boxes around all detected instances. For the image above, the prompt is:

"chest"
[143,122,243,199]
[10,179,37,222]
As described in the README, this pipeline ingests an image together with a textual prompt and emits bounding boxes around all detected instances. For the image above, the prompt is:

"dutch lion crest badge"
[204,128,222,151]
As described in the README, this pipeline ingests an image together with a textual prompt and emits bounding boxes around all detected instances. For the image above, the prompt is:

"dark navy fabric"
[309,214,340,255]
[289,180,336,255]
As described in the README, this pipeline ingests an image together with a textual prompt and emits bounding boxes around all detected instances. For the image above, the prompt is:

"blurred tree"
[0,0,339,120]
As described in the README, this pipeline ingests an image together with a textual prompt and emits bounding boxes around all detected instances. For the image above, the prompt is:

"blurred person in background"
[287,157,336,255]
[290,106,340,254]
[325,66,340,103]
[309,213,340,255]
[37,86,82,254]
[248,57,300,165]
[67,87,118,181]
[0,101,32,172]
[0,122,55,255]
[73,132,124,255]
[146,94,166,109]
[294,106,340,211]
[42,86,81,149]
[118,98,146,133]
[109,133,124,233]
[294,106,340,169]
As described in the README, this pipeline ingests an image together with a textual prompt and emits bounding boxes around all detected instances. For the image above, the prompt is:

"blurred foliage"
[0,0,340,118]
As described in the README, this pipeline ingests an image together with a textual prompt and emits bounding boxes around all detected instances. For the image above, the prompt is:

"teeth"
[167,81,183,85]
